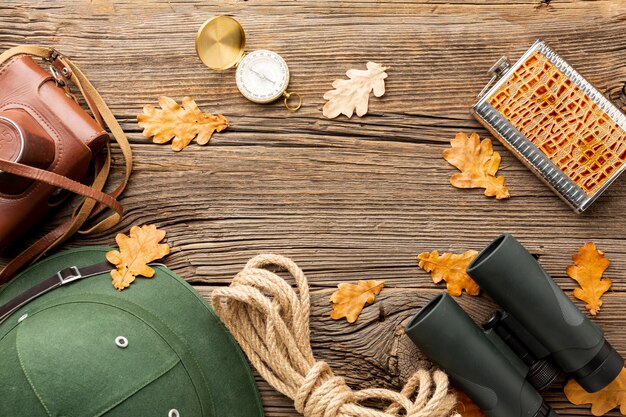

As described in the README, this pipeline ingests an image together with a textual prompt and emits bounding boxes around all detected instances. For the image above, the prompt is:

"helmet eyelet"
[115,336,129,348]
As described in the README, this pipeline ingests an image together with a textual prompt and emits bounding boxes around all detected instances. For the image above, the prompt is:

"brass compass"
[196,16,302,111]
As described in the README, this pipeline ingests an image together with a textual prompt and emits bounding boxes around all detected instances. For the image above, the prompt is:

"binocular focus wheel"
[527,360,561,392]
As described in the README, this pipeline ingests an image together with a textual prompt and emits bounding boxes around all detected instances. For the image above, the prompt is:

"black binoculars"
[406,234,624,417]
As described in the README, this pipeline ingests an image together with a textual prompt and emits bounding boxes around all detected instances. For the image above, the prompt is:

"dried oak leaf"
[138,96,228,151]
[443,132,510,199]
[322,61,388,119]
[106,224,171,291]
[566,242,612,316]
[564,367,626,416]
[417,250,480,296]
[330,279,385,323]
[454,389,487,417]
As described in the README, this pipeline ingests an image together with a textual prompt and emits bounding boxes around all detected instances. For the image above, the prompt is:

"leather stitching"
[0,56,21,78]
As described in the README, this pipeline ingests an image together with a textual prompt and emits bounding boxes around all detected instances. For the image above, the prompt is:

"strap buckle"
[49,64,66,86]
[44,48,62,63]
[44,49,76,102]
[50,49,61,62]
[47,49,71,77]
[48,64,77,102]
[57,266,82,285]
[44,49,65,85]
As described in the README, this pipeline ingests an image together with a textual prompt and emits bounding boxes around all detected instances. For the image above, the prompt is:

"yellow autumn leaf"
[443,132,510,199]
[106,224,171,291]
[567,242,612,316]
[138,96,228,151]
[417,250,480,296]
[322,62,388,119]
[330,279,385,323]
[564,367,626,416]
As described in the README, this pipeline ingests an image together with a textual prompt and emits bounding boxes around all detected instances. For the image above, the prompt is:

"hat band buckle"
[56,266,82,284]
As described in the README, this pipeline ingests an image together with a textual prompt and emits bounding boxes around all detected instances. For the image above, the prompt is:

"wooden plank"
[1,0,626,416]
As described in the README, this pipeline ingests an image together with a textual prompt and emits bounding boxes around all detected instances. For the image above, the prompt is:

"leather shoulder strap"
[0,159,123,216]
[0,45,133,285]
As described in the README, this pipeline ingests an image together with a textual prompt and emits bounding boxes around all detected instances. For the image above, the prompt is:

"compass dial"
[236,50,290,103]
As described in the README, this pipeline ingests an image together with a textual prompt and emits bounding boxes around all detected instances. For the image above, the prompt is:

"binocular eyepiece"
[406,234,624,417]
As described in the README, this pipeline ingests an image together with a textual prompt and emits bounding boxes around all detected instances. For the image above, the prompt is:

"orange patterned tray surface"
[488,51,626,195]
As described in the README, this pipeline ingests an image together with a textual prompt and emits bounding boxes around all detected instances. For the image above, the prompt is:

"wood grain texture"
[2,0,626,415]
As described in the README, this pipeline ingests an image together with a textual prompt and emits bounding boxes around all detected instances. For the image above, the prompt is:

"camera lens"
[0,110,55,195]
[0,116,24,164]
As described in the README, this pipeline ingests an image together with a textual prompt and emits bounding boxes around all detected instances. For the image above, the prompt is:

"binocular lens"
[406,293,555,417]
[467,234,623,393]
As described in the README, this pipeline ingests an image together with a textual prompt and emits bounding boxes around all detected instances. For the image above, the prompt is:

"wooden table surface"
[2,1,626,416]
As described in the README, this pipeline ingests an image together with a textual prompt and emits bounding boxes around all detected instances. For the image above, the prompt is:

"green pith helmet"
[0,247,264,417]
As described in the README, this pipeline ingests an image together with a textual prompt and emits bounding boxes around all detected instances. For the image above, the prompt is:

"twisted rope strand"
[212,254,460,417]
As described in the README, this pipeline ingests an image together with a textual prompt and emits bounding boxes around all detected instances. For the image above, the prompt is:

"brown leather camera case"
[0,45,131,284]
[0,56,108,247]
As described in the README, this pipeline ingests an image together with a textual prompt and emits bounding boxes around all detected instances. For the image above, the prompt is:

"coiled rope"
[212,254,460,417]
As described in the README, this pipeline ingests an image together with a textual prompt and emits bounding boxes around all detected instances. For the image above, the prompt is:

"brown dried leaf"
[443,132,510,199]
[106,224,171,291]
[330,279,385,323]
[454,389,487,417]
[322,61,388,119]
[564,367,626,416]
[138,96,228,151]
[417,250,480,296]
[566,242,612,316]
